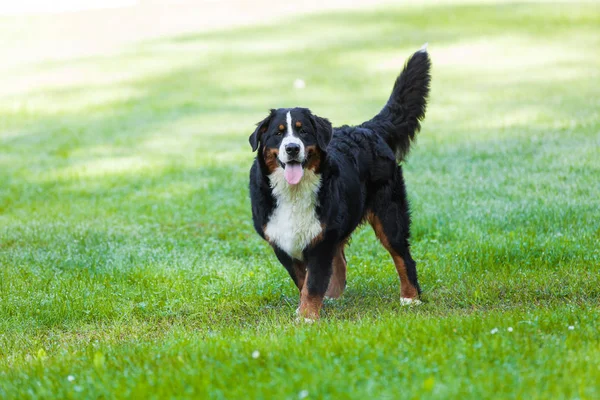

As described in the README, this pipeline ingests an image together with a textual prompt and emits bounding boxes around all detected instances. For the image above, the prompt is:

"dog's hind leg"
[367,169,421,303]
[369,212,421,303]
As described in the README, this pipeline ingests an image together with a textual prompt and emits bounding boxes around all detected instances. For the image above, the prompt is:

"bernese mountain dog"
[249,46,431,321]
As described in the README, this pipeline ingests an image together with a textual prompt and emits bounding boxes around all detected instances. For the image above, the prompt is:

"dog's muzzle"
[278,138,306,185]
[278,136,305,165]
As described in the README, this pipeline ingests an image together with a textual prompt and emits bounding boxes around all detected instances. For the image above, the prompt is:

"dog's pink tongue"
[284,163,304,185]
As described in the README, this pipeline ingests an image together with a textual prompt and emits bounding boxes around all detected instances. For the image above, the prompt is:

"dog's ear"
[310,113,333,152]
[249,109,275,152]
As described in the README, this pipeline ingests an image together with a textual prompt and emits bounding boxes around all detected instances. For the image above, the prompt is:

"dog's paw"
[400,297,422,306]
[295,307,317,323]
[295,317,316,324]
[324,280,345,299]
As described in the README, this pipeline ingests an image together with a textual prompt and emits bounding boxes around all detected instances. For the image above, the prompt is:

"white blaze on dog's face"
[278,111,306,185]
[248,107,333,185]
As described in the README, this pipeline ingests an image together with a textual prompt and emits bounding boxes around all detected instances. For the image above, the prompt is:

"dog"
[248,45,431,321]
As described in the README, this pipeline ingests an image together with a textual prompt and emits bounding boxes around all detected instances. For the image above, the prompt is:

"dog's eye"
[277,124,285,135]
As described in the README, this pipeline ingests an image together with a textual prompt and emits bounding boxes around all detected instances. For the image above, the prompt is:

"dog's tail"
[361,44,431,161]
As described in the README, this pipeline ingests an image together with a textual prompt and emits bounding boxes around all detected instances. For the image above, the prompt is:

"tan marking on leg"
[292,261,306,291]
[325,244,347,299]
[298,270,323,320]
[394,254,419,299]
[367,212,419,300]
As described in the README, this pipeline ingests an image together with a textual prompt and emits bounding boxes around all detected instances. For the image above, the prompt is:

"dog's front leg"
[297,242,335,321]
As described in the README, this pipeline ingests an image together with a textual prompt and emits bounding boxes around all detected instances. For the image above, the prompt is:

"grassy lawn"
[1,1,599,398]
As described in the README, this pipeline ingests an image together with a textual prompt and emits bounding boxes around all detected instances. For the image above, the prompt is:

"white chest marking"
[265,168,322,260]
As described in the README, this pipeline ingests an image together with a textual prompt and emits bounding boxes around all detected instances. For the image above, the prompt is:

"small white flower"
[490,328,499,334]
[299,390,309,399]
[507,327,513,332]
[252,350,260,359]
[568,325,575,330]
[293,79,306,89]
[67,375,75,382]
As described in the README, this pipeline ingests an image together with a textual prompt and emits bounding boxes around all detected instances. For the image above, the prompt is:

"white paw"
[295,317,315,324]
[400,297,422,306]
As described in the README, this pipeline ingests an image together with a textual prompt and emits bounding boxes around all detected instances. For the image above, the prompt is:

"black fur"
[361,49,431,160]
[249,109,275,152]
[309,114,333,151]
[248,48,431,316]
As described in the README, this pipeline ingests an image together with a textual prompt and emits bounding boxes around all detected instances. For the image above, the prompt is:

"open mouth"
[278,160,305,185]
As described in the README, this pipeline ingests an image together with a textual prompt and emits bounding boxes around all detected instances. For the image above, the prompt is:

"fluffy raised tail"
[361,44,431,160]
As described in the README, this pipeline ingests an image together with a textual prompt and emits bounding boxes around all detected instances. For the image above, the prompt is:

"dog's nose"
[285,143,300,157]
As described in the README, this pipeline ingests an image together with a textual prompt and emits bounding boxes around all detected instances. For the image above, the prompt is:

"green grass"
[1,1,600,398]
